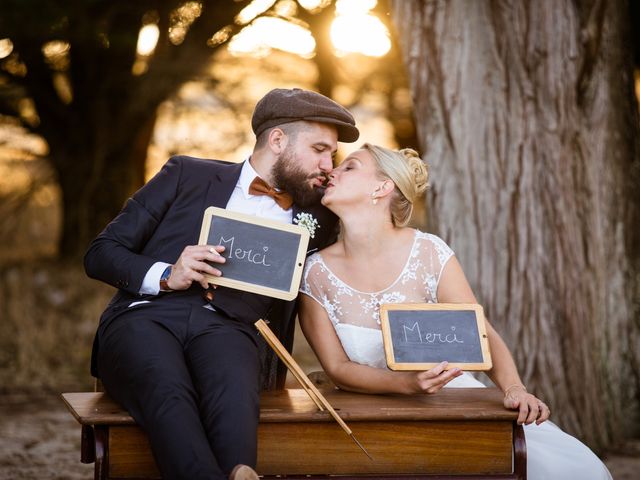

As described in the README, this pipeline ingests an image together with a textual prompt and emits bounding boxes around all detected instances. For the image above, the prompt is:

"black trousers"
[98,301,260,480]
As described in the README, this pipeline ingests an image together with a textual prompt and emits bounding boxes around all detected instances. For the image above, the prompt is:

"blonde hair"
[361,143,428,227]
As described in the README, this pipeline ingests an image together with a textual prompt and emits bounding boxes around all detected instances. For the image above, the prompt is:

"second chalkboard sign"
[198,207,310,301]
[380,303,492,371]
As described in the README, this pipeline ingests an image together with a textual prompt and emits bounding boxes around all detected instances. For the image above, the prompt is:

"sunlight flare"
[228,0,389,58]
[330,13,390,57]
[137,24,160,56]
[237,0,276,25]
[42,41,70,59]
[0,39,13,60]
[169,1,202,45]
[335,0,377,16]
[229,17,315,58]
[298,0,331,11]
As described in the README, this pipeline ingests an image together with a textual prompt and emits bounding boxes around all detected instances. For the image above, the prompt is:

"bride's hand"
[503,386,551,425]
[408,361,463,394]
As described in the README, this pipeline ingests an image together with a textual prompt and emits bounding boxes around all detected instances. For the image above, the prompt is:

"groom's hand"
[167,245,226,290]
[411,361,463,394]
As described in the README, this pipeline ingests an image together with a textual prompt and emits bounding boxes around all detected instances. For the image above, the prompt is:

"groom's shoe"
[229,464,259,480]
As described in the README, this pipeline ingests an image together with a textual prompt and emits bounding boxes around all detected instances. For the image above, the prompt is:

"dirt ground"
[0,393,93,480]
[0,392,638,480]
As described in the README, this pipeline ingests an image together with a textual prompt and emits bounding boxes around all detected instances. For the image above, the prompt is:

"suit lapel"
[203,161,244,209]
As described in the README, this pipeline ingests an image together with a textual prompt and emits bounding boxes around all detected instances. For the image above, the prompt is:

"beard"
[271,147,325,208]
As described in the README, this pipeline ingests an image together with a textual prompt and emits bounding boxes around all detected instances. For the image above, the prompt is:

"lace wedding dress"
[300,229,611,480]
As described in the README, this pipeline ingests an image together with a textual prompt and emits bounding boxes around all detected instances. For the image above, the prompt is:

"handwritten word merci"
[402,322,464,344]
[217,236,271,267]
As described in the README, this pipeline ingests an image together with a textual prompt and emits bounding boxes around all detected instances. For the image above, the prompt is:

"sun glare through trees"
[133,0,391,60]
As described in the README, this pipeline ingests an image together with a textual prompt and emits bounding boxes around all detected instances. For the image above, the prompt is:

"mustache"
[308,171,330,186]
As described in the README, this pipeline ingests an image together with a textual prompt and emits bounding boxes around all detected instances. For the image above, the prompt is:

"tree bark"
[391,0,640,451]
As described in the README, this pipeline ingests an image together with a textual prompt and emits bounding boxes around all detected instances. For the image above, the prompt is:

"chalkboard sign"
[198,207,310,301]
[380,303,492,371]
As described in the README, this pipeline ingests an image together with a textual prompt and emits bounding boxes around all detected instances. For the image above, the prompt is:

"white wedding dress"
[300,229,612,480]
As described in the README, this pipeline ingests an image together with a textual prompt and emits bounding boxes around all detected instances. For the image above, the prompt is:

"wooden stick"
[255,319,324,410]
[255,319,373,461]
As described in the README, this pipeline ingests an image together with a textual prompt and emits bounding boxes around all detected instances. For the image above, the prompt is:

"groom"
[84,88,359,480]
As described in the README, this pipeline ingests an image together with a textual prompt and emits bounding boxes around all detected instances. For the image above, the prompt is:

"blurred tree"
[298,0,419,150]
[0,0,414,259]
[0,0,250,258]
[391,0,640,451]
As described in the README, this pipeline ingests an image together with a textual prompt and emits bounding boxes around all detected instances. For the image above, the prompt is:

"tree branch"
[9,37,68,132]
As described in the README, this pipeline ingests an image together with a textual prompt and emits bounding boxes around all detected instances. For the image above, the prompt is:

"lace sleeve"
[427,234,454,280]
[416,232,456,302]
[299,254,325,307]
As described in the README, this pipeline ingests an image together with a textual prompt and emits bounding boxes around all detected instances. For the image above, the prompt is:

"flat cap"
[252,88,359,142]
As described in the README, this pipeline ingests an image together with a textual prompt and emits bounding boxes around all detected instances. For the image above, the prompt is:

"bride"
[298,143,611,479]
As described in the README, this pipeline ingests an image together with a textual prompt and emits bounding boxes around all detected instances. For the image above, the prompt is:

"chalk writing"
[217,236,271,267]
[402,322,464,344]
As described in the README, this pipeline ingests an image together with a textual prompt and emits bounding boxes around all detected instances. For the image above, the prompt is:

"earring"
[371,192,378,205]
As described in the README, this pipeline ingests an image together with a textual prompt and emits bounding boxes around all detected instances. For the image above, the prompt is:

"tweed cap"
[251,88,359,142]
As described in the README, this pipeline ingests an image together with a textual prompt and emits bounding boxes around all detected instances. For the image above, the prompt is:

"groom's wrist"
[159,265,173,292]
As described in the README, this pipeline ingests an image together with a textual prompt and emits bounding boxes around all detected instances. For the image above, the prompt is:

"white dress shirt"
[138,159,293,295]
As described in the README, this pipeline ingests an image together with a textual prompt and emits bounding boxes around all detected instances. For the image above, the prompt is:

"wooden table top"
[259,388,517,422]
[62,388,516,426]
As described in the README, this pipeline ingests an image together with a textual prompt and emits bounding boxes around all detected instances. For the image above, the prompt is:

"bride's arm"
[299,294,462,395]
[437,256,550,425]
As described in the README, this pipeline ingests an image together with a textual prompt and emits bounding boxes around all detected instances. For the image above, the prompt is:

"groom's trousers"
[97,300,261,480]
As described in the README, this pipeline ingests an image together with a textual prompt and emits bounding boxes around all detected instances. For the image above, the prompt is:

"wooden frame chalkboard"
[198,207,310,301]
[380,303,492,371]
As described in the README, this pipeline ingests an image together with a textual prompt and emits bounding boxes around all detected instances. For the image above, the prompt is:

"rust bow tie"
[248,177,294,210]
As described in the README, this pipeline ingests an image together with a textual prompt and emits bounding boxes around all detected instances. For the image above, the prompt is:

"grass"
[0,261,114,392]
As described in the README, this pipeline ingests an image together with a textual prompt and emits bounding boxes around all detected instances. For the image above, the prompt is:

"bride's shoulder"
[304,251,324,269]
[413,228,441,242]
[305,244,337,271]
[305,243,345,275]
[317,241,343,261]
[413,229,455,254]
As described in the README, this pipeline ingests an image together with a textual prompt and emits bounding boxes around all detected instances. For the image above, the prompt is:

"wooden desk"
[62,388,526,479]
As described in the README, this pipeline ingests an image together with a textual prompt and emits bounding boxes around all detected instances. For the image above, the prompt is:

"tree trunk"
[50,112,155,258]
[390,0,640,451]
[298,5,338,98]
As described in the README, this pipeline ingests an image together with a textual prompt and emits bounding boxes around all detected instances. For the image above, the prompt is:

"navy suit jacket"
[84,155,338,389]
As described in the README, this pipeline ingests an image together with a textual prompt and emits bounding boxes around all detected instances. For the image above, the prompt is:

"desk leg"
[81,425,95,464]
[513,423,527,480]
[94,426,109,480]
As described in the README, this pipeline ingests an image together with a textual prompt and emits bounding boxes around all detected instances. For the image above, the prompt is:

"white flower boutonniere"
[294,212,320,239]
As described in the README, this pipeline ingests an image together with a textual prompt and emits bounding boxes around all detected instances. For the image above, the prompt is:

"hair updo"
[361,143,429,227]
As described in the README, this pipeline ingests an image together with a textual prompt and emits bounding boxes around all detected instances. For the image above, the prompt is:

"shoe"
[229,464,259,480]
